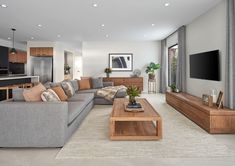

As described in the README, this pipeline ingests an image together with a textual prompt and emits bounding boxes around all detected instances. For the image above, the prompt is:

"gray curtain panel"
[160,39,167,93]
[225,0,235,109]
[176,26,187,92]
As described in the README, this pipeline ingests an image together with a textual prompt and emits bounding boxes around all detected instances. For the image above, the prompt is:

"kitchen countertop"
[0,75,39,81]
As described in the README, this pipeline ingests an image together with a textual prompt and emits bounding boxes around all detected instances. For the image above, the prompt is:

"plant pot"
[148,74,155,80]
[106,73,110,78]
[129,96,136,105]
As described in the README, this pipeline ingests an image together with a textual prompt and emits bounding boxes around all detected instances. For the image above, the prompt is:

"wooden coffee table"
[110,98,162,141]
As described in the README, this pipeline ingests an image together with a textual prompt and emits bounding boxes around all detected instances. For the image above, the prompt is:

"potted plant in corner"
[127,85,140,105]
[145,62,161,80]
[64,64,71,74]
[104,67,112,78]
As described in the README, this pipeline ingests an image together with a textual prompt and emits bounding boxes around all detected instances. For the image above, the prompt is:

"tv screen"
[190,50,220,81]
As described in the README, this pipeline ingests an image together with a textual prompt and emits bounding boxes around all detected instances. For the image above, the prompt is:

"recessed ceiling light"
[164,3,170,7]
[31,37,34,40]
[105,34,109,38]
[57,34,61,38]
[1,4,7,8]
[93,3,98,7]
[37,24,42,27]
[151,24,155,26]
[101,24,105,27]
[7,37,11,40]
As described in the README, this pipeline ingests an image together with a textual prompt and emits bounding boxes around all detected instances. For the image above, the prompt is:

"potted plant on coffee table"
[127,85,140,105]
[145,62,161,80]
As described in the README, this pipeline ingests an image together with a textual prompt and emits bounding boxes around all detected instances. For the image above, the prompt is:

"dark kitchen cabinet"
[0,46,9,68]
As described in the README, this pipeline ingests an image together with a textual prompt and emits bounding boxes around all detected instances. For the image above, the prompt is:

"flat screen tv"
[190,50,220,81]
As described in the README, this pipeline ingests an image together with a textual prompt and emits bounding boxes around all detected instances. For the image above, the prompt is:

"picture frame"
[109,53,133,71]
[216,91,224,109]
[202,94,213,107]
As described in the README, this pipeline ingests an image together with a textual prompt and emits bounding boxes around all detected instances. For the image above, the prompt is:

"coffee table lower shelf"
[110,120,162,141]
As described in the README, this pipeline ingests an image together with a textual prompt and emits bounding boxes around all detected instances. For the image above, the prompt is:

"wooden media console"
[166,92,235,134]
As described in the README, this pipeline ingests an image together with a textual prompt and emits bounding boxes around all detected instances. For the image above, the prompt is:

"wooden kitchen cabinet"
[30,47,53,57]
[8,50,27,63]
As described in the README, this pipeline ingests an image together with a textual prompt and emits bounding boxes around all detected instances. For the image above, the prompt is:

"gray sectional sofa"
[0,81,126,147]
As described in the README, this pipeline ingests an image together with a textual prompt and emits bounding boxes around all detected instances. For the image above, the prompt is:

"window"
[168,44,178,86]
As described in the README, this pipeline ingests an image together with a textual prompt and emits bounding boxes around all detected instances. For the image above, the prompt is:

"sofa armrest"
[0,102,68,147]
[103,81,114,87]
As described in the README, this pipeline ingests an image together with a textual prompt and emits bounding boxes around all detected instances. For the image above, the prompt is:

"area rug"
[56,94,235,159]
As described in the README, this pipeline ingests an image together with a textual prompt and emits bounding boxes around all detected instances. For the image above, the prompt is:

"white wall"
[27,41,82,82]
[186,0,226,97]
[0,38,26,50]
[82,41,161,92]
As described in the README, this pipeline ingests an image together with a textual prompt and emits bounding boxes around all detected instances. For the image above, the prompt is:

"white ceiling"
[0,0,222,44]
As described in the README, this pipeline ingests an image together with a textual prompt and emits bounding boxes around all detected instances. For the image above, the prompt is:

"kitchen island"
[0,75,39,101]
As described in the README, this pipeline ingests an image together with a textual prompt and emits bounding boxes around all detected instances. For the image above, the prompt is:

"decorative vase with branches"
[104,67,112,77]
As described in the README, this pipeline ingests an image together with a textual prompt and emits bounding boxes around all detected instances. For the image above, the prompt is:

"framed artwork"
[109,53,133,71]
[216,91,224,109]
[202,94,213,107]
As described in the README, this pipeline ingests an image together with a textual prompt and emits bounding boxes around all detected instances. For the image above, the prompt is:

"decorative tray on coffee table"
[124,102,144,112]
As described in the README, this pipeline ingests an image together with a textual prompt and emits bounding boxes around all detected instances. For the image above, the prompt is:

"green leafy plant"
[170,84,176,92]
[64,64,71,74]
[127,85,140,105]
[145,62,161,74]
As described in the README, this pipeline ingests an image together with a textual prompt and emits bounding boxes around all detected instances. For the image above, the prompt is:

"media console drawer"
[166,92,235,134]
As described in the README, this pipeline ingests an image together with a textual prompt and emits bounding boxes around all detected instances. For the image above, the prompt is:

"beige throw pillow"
[23,83,46,102]
[41,89,61,102]
[51,86,68,101]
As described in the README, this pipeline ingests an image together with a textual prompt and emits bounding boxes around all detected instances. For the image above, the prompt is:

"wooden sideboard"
[103,77,143,92]
[166,92,235,134]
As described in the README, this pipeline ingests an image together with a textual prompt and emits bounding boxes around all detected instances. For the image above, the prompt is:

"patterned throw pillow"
[61,82,75,98]
[41,89,61,102]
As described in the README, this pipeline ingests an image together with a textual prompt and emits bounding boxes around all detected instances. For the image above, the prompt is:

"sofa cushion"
[116,89,127,98]
[92,77,103,89]
[12,88,25,101]
[68,93,94,103]
[68,101,88,124]
[79,79,91,90]
[52,86,68,101]
[77,89,98,94]
[61,82,75,97]
[41,89,61,102]
[23,83,46,102]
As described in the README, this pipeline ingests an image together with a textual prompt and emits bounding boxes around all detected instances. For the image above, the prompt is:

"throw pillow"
[51,86,68,101]
[61,82,75,98]
[79,79,91,90]
[12,88,25,101]
[41,89,61,102]
[50,82,61,88]
[69,80,79,92]
[92,77,103,89]
[23,83,46,102]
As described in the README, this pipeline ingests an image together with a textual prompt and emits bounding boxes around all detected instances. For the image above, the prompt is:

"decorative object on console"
[210,89,217,103]
[109,53,133,71]
[145,62,161,80]
[202,94,213,107]
[216,91,224,109]
[126,85,140,105]
[170,84,179,93]
[131,69,141,77]
[104,67,112,77]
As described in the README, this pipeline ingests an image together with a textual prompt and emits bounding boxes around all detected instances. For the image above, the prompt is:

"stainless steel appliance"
[31,57,53,83]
